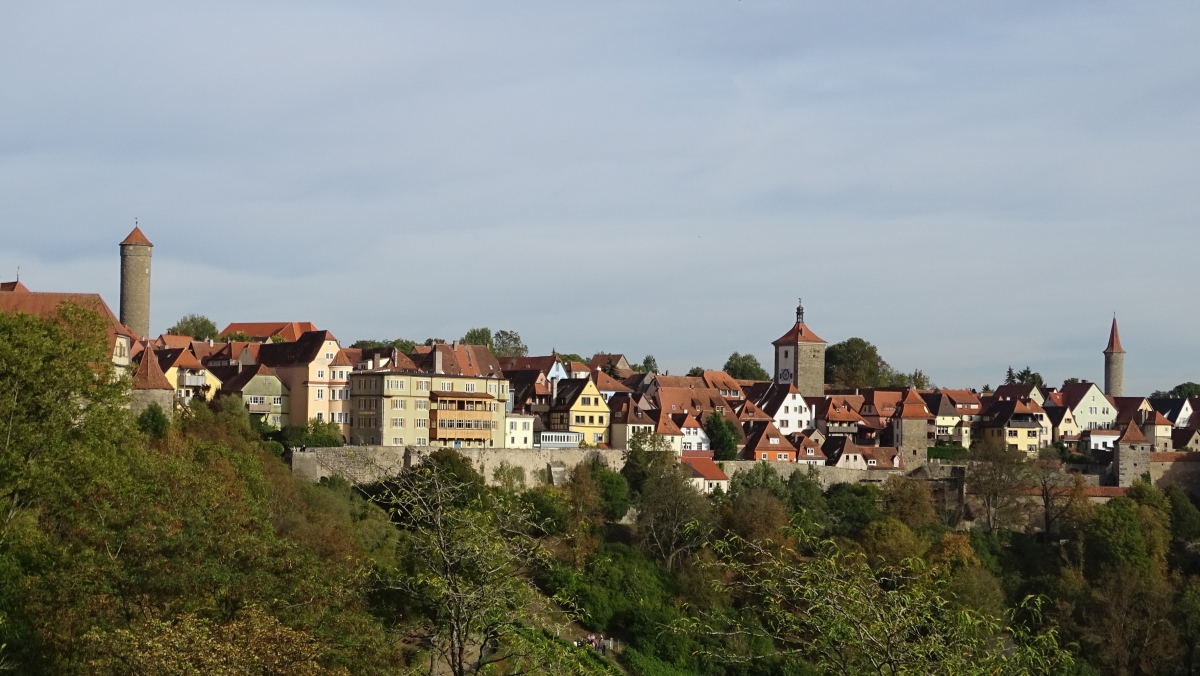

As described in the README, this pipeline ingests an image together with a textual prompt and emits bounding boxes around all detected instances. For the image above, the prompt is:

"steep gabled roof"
[220,363,282,393]
[1060,381,1104,412]
[549,378,594,410]
[0,290,136,358]
[155,347,203,372]
[257,330,337,368]
[0,280,30,292]
[496,355,561,374]
[742,420,796,456]
[749,382,804,418]
[592,369,632,393]
[408,343,502,377]
[647,409,683,436]
[132,349,173,390]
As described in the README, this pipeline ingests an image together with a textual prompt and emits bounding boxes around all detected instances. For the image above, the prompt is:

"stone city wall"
[290,446,885,488]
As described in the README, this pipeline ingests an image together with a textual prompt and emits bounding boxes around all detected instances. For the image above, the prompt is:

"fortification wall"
[290,445,625,486]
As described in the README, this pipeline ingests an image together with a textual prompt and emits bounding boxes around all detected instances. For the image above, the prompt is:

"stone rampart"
[290,445,626,486]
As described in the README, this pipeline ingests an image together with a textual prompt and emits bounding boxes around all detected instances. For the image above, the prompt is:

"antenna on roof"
[15,266,18,281]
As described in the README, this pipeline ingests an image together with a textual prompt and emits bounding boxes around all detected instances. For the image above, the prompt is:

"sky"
[2,1,1198,394]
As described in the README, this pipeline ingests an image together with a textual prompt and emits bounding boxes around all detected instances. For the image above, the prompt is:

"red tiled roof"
[894,389,932,419]
[0,280,30,292]
[154,334,195,349]
[772,321,827,346]
[682,457,728,481]
[593,369,632,393]
[132,349,173,390]
[220,322,318,342]
[155,347,203,371]
[1119,420,1148,444]
[0,290,136,359]
[120,226,153,247]
[1104,318,1125,354]
[1151,451,1200,462]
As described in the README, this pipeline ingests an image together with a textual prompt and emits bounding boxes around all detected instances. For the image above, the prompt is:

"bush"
[136,403,171,439]
[927,444,968,461]
[522,486,569,536]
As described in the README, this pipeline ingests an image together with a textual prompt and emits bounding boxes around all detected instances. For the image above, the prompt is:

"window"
[582,396,590,406]
[575,415,585,424]
[510,421,517,430]
[1007,429,1017,438]
[273,396,282,405]
[393,399,405,410]
[392,437,403,445]
[1028,444,1036,451]
[522,421,530,431]
[588,415,595,424]
[316,389,324,400]
[392,418,404,428]
[1027,430,1037,438]
[807,449,815,456]
[867,459,877,466]
[416,419,428,428]
[316,412,323,422]
[781,420,789,428]
[417,401,428,410]
[783,406,789,414]
[760,453,768,460]
[441,381,452,391]
[593,433,603,442]
[317,370,325,379]
[683,442,692,450]
[417,381,429,391]
[778,453,788,461]
[464,382,475,393]
[769,437,779,445]
[488,383,497,394]
[248,395,264,404]
[598,416,604,425]
[937,426,950,435]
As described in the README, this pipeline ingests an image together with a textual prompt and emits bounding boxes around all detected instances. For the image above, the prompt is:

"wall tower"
[1103,317,1125,398]
[772,298,827,398]
[119,226,153,338]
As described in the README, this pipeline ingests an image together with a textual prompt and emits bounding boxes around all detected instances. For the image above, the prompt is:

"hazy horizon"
[2,1,1197,394]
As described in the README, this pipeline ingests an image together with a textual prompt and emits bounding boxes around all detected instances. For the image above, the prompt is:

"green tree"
[423,337,446,346]
[728,461,787,502]
[825,338,895,388]
[136,403,171,440]
[636,464,712,571]
[785,467,828,526]
[641,355,659,374]
[723,352,769,381]
[1086,498,1150,575]
[166,314,218,341]
[824,483,882,537]
[601,358,620,379]
[686,366,705,377]
[679,517,1075,675]
[1165,484,1200,541]
[880,475,936,530]
[704,413,740,461]
[224,330,252,342]
[1152,382,1200,399]
[621,430,675,498]
[350,338,417,352]
[492,330,528,357]
[460,327,493,349]
[966,440,1030,532]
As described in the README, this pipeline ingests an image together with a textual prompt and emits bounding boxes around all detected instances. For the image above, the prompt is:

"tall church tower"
[772,298,827,398]
[119,226,153,338]
[1103,317,1125,398]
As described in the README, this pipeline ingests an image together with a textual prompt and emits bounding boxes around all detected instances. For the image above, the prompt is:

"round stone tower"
[119,226,153,338]
[1103,317,1125,398]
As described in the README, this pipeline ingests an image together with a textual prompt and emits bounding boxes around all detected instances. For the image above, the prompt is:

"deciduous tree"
[723,352,769,381]
[966,440,1030,532]
[166,314,219,341]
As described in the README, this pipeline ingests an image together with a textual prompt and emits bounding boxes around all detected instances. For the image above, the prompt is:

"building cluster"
[3,228,1199,493]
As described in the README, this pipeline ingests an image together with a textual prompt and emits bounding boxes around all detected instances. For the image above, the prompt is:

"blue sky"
[2,1,1197,393]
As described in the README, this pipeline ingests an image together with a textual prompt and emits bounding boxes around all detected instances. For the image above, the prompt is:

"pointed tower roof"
[132,346,173,390]
[1104,317,1124,354]
[1118,419,1147,445]
[895,388,933,419]
[120,227,153,247]
[773,297,827,346]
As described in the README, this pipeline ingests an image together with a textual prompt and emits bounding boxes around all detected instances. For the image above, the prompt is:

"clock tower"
[772,298,827,398]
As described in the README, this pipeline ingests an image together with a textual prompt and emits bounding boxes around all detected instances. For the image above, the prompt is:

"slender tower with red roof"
[119,225,153,339]
[1103,317,1125,398]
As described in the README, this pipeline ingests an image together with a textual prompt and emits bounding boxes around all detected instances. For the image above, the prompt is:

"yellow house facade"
[548,378,610,446]
[348,369,509,448]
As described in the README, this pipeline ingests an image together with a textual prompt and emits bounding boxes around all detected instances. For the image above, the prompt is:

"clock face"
[779,369,793,382]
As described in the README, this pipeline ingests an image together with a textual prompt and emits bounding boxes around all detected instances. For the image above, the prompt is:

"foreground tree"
[704,413,740,461]
[966,440,1030,532]
[636,464,712,572]
[370,455,595,676]
[680,517,1075,675]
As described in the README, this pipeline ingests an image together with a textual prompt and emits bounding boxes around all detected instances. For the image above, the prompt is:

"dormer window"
[769,437,779,444]
[868,459,877,466]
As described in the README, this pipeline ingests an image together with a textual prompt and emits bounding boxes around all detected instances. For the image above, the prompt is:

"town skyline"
[3,2,1199,393]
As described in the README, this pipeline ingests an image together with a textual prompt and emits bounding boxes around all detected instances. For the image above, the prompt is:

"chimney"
[551,377,559,403]
[434,348,443,375]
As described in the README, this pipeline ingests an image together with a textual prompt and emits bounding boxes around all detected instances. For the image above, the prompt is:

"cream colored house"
[257,331,352,437]
[505,413,537,449]
[348,368,509,448]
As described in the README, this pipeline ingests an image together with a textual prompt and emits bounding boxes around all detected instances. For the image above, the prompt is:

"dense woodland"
[3,304,1200,674]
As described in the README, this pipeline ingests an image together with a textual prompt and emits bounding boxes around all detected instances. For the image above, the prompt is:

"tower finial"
[796,297,805,324]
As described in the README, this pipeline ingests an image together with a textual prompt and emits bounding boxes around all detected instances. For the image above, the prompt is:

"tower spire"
[1104,316,1125,354]
[796,297,805,324]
